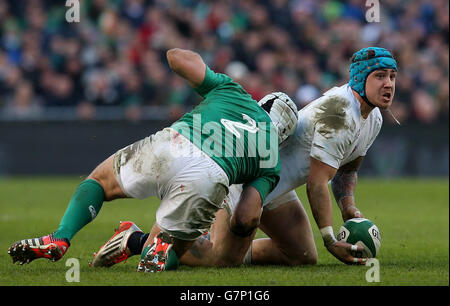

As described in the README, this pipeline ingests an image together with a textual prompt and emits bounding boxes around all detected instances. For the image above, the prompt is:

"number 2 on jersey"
[220,114,259,139]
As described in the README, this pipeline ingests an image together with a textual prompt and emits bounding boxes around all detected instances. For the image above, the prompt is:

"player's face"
[365,69,397,109]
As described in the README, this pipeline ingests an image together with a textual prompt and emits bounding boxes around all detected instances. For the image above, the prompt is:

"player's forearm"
[306,180,333,229]
[307,180,337,246]
[331,170,361,221]
[230,186,262,237]
[331,170,357,208]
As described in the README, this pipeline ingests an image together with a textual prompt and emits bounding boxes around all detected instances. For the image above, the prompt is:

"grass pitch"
[0,177,448,286]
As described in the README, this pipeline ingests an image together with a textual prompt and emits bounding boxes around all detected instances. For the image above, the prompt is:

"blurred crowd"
[0,0,448,124]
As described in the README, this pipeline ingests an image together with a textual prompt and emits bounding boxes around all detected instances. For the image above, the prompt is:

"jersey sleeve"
[194,66,233,97]
[243,173,280,204]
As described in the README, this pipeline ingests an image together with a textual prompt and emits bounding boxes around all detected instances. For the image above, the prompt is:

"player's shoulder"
[312,84,359,122]
[196,65,245,97]
[324,83,382,126]
[205,65,234,84]
[323,84,383,127]
[325,83,357,107]
[314,84,353,110]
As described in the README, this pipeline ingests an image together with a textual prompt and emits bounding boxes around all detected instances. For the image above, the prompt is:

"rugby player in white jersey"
[88,47,395,267]
[219,46,397,266]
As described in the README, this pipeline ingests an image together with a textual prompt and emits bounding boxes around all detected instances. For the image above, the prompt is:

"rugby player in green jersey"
[8,48,298,272]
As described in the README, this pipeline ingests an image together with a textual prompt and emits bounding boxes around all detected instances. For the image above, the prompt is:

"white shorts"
[224,185,300,215]
[114,128,229,240]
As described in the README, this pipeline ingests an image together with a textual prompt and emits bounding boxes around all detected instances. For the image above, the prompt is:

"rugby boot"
[8,234,70,264]
[90,221,143,267]
[137,231,175,272]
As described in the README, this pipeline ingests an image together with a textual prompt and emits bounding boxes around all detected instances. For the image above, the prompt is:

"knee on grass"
[229,214,259,238]
[213,254,244,267]
[285,249,318,266]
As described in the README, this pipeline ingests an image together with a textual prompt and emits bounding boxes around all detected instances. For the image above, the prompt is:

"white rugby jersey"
[228,84,382,207]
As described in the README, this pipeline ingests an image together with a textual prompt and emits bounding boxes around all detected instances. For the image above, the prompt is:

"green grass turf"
[0,177,448,286]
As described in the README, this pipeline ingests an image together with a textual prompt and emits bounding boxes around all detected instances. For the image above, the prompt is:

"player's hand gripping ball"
[337,218,381,258]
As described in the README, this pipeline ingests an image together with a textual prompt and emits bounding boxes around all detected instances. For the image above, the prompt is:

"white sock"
[242,244,252,265]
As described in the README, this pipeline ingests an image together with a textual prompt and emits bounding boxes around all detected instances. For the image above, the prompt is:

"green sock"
[53,179,105,241]
[165,249,180,270]
[140,245,152,261]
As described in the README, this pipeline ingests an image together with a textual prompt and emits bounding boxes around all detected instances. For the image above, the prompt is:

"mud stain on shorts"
[114,151,122,176]
[209,184,228,206]
[121,141,141,163]
[150,155,169,179]
[115,138,151,175]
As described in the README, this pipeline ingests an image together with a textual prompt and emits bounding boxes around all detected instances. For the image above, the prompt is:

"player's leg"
[89,207,254,269]
[249,193,318,265]
[90,221,200,268]
[54,154,128,241]
[91,213,223,268]
[213,209,259,266]
[136,130,232,272]
[93,193,317,268]
[8,154,128,264]
[90,130,184,268]
[174,208,231,267]
[93,217,218,268]
[181,194,317,267]
[173,206,257,267]
[138,183,231,271]
[168,185,261,267]
[138,231,195,272]
[87,154,129,201]
[89,128,254,270]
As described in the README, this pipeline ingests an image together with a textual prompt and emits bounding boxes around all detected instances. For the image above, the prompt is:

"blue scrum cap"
[349,47,397,97]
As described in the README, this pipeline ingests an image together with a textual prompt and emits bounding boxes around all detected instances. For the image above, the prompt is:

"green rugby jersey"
[171,66,280,202]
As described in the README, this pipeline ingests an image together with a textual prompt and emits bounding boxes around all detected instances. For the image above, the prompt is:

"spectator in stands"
[0,0,447,125]
[2,80,43,120]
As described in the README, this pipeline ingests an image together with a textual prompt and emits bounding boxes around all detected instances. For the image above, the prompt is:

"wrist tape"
[320,226,337,246]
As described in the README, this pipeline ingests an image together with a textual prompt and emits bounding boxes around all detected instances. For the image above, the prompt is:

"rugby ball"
[337,218,381,258]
